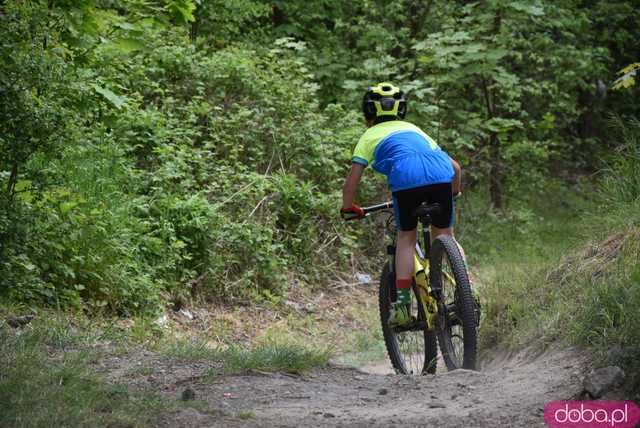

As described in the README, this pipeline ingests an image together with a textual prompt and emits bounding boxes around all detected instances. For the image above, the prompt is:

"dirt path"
[97,346,589,427]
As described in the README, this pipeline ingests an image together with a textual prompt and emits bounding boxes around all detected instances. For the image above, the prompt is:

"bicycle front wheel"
[430,235,478,370]
[379,262,438,375]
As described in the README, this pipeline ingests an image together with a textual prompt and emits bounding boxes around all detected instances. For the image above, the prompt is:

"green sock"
[395,278,412,305]
[396,288,411,305]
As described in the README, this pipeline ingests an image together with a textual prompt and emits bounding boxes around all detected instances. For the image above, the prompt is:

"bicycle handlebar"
[362,201,393,215]
[342,201,393,221]
[344,192,460,221]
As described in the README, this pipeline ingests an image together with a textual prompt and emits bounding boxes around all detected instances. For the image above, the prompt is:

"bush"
[1,29,377,312]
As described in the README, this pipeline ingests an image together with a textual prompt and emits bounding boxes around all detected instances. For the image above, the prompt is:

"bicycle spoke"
[395,294,425,374]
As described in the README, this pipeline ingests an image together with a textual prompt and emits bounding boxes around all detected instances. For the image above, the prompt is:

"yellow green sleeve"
[352,133,375,166]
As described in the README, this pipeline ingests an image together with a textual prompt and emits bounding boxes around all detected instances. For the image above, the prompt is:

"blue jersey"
[351,120,454,192]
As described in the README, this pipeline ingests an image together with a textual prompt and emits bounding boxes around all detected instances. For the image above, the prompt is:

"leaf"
[612,76,635,90]
[114,21,137,31]
[509,2,545,16]
[166,0,196,24]
[619,62,640,75]
[114,38,146,53]
[14,180,32,192]
[14,180,34,203]
[413,40,429,51]
[612,63,639,90]
[92,84,126,109]
[59,201,78,214]
[341,80,362,90]
[485,48,509,62]
[484,118,523,133]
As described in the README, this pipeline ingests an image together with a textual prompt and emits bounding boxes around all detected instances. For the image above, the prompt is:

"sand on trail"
[98,345,588,427]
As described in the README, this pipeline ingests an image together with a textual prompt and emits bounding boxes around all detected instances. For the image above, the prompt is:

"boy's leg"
[395,228,417,305]
[431,227,467,262]
[431,226,453,238]
[390,221,418,327]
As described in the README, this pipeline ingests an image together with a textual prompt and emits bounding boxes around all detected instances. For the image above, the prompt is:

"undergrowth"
[0,319,166,428]
[469,116,640,396]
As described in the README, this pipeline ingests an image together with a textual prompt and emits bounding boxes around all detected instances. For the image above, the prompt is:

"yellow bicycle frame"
[413,253,439,331]
[413,247,458,332]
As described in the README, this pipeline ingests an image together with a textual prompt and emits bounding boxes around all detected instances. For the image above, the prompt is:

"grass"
[455,179,594,349]
[236,410,256,420]
[331,302,388,367]
[0,286,382,427]
[459,171,640,395]
[560,209,640,395]
[162,335,332,375]
[0,318,168,428]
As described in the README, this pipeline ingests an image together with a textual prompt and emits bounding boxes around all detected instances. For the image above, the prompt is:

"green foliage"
[469,116,640,394]
[1,4,368,312]
[571,249,640,394]
[0,2,74,190]
[1,0,639,315]
[600,116,640,203]
[612,63,640,90]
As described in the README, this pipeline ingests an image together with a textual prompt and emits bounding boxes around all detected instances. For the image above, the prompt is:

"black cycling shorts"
[392,182,454,231]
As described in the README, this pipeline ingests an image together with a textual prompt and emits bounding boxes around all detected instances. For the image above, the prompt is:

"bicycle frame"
[354,201,454,333]
[354,199,477,372]
[412,230,439,332]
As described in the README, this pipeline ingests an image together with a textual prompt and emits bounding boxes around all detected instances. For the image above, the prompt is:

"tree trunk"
[272,5,286,26]
[190,16,199,41]
[190,2,206,43]
[407,0,432,40]
[485,7,505,211]
[488,134,504,211]
[7,163,18,197]
[481,77,505,212]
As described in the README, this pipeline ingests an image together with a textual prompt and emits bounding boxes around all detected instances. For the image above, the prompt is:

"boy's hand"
[340,204,365,220]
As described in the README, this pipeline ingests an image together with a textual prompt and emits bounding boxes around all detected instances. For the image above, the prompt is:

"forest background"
[1,0,640,390]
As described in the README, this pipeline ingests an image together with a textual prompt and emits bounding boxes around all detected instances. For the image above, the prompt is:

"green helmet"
[362,82,407,121]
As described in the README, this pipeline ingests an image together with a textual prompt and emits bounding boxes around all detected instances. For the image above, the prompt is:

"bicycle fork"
[413,254,438,332]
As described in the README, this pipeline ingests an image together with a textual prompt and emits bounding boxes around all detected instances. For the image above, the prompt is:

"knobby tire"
[430,235,478,370]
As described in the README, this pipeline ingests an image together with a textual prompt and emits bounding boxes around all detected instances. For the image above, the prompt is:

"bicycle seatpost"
[424,226,431,256]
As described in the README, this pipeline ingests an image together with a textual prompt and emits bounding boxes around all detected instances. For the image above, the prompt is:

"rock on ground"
[582,366,625,399]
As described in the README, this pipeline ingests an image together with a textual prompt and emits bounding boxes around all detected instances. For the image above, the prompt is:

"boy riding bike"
[340,82,465,327]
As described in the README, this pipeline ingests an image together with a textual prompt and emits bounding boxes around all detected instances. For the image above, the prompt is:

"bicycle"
[344,200,478,375]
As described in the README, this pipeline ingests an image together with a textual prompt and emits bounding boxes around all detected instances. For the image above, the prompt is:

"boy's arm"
[342,163,365,209]
[450,157,462,195]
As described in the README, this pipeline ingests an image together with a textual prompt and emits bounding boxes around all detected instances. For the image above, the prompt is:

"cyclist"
[341,82,463,327]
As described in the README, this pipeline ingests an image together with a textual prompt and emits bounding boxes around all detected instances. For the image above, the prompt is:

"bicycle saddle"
[411,202,441,220]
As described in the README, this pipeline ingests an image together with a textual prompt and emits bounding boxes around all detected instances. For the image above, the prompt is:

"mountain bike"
[345,200,478,375]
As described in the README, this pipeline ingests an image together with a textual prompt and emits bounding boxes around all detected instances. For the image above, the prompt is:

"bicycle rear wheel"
[379,262,438,375]
[430,235,478,370]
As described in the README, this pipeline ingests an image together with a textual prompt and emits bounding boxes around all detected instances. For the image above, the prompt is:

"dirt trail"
[98,346,589,427]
